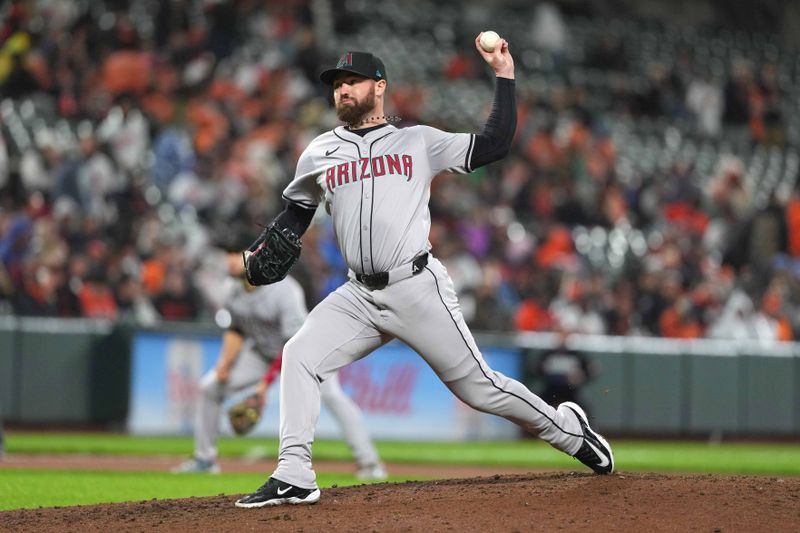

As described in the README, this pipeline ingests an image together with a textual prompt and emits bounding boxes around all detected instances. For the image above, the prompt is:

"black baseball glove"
[244,223,302,286]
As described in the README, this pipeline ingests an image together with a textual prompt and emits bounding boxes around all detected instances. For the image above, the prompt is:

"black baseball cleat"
[561,402,615,475]
[235,477,321,508]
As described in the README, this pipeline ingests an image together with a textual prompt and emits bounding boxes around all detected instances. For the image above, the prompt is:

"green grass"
[7,431,800,475]
[2,432,800,511]
[0,470,367,511]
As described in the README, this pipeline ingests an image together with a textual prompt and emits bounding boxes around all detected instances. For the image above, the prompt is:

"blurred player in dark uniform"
[534,330,595,409]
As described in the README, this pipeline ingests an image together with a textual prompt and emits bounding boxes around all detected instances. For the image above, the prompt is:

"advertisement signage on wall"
[128,332,522,441]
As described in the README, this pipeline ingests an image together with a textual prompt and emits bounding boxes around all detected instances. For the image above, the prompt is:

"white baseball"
[479,31,501,52]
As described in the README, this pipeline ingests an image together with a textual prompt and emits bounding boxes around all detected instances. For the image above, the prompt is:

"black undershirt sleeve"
[274,201,316,235]
[247,201,316,252]
[469,77,516,170]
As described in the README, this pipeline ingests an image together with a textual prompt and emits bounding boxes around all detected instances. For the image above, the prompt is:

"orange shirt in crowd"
[762,292,794,341]
[141,258,166,296]
[658,306,703,339]
[102,51,150,95]
[787,196,800,257]
[776,318,794,341]
[515,300,553,332]
[78,283,118,319]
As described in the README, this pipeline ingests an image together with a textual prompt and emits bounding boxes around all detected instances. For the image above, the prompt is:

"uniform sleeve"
[282,146,326,209]
[226,303,247,336]
[276,278,308,340]
[470,78,516,169]
[227,315,244,336]
[415,125,474,176]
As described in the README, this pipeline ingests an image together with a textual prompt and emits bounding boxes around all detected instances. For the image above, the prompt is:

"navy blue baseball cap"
[319,51,387,85]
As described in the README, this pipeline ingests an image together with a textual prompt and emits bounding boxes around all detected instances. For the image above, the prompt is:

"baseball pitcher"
[172,240,385,480]
[235,33,613,508]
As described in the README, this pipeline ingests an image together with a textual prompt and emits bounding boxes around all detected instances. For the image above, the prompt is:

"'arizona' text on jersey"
[282,124,474,275]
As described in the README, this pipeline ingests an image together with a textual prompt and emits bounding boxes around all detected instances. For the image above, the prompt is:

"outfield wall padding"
[1,320,798,437]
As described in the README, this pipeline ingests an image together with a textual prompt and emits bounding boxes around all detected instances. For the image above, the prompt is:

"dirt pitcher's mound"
[3,472,799,532]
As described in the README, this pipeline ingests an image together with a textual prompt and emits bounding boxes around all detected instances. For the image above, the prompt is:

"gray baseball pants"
[273,257,585,489]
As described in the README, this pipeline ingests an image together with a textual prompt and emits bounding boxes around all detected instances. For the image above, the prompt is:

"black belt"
[355,253,429,290]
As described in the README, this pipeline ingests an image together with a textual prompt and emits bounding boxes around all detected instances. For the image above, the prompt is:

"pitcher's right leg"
[386,258,591,457]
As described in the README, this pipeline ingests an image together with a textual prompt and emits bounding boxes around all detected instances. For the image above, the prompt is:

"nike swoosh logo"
[586,440,610,468]
[276,486,291,495]
[325,146,340,156]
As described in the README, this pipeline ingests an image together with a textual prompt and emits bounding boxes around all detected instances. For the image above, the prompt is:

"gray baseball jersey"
[272,123,591,490]
[283,124,472,274]
[223,276,307,361]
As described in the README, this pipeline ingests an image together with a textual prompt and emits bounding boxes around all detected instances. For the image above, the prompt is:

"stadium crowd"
[1,0,799,341]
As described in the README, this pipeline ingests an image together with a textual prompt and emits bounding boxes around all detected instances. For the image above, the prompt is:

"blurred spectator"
[78,268,118,319]
[96,93,150,176]
[150,110,197,192]
[1,51,39,99]
[752,63,785,146]
[723,60,753,125]
[471,259,516,331]
[71,122,125,224]
[13,260,59,316]
[549,277,606,335]
[686,70,723,137]
[787,187,800,258]
[0,212,31,288]
[707,289,757,340]
[742,194,788,274]
[153,266,202,321]
[102,50,150,97]
[531,2,567,57]
[757,290,794,341]
[115,272,159,326]
[659,294,704,339]
[515,286,553,332]
[436,232,482,323]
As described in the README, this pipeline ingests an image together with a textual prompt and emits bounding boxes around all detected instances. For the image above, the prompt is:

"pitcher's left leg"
[320,372,384,477]
[236,287,388,509]
[272,285,387,489]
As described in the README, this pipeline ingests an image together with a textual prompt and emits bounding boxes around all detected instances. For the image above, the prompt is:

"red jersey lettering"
[326,167,335,192]
[372,156,386,177]
[337,162,350,186]
[386,154,401,175]
[402,155,413,181]
[360,158,371,180]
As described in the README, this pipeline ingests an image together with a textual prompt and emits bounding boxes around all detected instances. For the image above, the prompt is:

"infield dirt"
[2,461,799,532]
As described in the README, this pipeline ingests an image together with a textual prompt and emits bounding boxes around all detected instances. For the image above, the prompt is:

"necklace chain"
[345,115,402,129]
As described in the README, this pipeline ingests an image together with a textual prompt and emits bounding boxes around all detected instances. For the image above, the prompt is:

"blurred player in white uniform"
[173,238,385,480]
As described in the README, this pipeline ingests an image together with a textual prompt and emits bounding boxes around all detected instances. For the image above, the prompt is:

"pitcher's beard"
[336,90,377,126]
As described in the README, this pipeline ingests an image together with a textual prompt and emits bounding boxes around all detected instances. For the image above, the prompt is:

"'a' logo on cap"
[376,69,382,78]
[337,52,353,68]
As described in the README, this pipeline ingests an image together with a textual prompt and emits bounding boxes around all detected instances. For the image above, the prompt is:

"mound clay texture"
[3,470,800,532]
